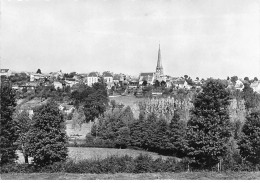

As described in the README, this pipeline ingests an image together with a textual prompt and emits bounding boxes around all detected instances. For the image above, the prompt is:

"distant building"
[30,73,45,82]
[53,81,63,90]
[250,80,260,93]
[103,72,113,83]
[139,44,166,85]
[0,69,12,77]
[139,72,155,85]
[85,72,99,86]
[235,80,244,91]
[103,72,114,89]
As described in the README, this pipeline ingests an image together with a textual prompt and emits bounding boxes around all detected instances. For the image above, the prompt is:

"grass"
[15,147,175,164]
[2,171,260,180]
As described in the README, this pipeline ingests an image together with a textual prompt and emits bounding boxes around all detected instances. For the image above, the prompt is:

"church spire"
[156,44,163,76]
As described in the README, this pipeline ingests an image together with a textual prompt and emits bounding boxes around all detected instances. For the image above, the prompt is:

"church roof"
[140,72,154,77]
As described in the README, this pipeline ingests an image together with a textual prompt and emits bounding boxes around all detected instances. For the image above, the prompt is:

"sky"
[1,0,260,79]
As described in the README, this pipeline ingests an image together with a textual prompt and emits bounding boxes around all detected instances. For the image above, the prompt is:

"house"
[64,78,77,87]
[58,104,75,115]
[102,72,114,89]
[0,69,12,77]
[173,80,190,89]
[139,72,155,85]
[128,79,139,89]
[50,70,63,79]
[113,75,120,84]
[103,72,113,83]
[234,79,244,91]
[250,81,260,93]
[85,72,99,86]
[30,73,45,82]
[53,81,63,90]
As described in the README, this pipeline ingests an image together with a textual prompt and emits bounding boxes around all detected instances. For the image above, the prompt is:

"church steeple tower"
[156,44,163,76]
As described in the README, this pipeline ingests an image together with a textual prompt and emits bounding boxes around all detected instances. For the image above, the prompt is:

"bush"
[134,154,154,173]
[0,163,35,173]
[1,154,186,174]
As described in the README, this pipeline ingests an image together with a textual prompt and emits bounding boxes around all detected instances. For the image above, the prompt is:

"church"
[139,45,166,85]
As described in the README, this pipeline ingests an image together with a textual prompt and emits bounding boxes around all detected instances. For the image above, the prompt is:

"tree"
[0,82,18,165]
[244,77,249,82]
[152,116,168,152]
[115,127,131,149]
[71,106,86,129]
[36,69,41,74]
[154,80,160,88]
[27,101,68,167]
[254,77,258,81]
[167,110,187,158]
[238,111,260,167]
[184,75,188,80]
[231,76,238,84]
[161,80,166,87]
[242,83,260,110]
[186,79,232,169]
[130,113,146,147]
[15,111,31,164]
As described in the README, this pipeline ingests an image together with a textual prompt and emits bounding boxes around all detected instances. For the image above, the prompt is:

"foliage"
[36,69,42,74]
[14,110,32,164]
[231,76,238,84]
[1,154,183,174]
[130,113,146,147]
[0,82,18,165]
[186,79,232,169]
[71,83,108,122]
[115,127,131,148]
[71,106,86,128]
[238,111,260,167]
[91,106,135,148]
[242,83,260,111]
[27,101,68,167]
[166,110,187,158]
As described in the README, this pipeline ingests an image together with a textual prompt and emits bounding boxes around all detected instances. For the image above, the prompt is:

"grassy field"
[2,171,260,180]
[16,147,175,164]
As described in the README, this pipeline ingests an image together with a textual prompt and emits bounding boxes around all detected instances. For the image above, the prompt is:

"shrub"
[0,163,35,173]
[134,154,154,173]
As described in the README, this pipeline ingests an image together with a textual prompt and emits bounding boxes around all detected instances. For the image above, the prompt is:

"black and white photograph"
[0,0,260,180]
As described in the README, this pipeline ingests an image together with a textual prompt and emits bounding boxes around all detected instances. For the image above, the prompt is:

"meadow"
[16,147,174,164]
[2,171,260,180]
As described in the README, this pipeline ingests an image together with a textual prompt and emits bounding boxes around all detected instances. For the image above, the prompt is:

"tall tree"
[0,82,18,165]
[36,69,41,74]
[27,101,68,167]
[167,110,187,158]
[186,79,232,169]
[238,111,260,167]
[130,113,146,147]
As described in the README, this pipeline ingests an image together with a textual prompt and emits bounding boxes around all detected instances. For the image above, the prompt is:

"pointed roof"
[156,44,162,68]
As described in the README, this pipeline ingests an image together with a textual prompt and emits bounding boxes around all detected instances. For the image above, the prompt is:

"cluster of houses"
[1,43,260,95]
